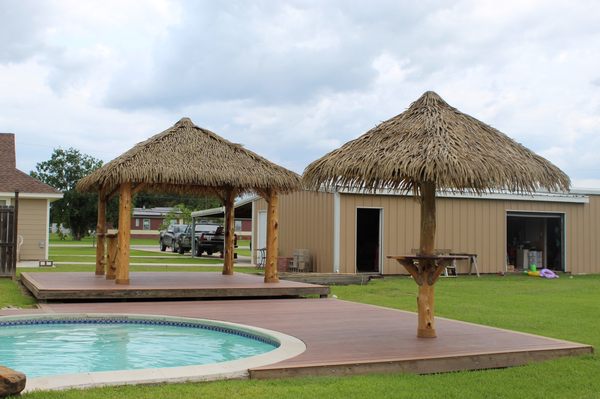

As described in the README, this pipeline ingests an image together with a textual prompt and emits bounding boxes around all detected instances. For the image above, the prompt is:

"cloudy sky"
[1,0,600,188]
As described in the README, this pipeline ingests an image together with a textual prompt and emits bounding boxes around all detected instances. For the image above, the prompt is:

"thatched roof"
[303,91,570,194]
[77,118,300,196]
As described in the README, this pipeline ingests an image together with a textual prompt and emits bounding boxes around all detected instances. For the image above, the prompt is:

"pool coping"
[0,313,306,392]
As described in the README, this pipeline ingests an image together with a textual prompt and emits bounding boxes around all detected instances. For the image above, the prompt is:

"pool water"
[0,319,277,377]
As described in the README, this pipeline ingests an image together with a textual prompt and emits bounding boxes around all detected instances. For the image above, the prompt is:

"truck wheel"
[160,243,167,252]
[178,246,185,255]
[206,250,213,256]
[171,243,178,253]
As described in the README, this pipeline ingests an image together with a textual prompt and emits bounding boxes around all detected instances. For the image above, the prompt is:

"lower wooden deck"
[8,298,591,377]
[20,272,330,301]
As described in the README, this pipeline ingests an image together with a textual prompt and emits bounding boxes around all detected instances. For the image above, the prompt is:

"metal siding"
[17,198,47,260]
[254,192,600,275]
[254,191,334,272]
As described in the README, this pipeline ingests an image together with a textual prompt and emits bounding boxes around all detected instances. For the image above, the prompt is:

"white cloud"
[1,0,600,188]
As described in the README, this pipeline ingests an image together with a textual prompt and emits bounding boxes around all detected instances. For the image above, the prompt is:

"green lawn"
[0,279,36,308]
[49,246,227,265]
[4,274,598,398]
[12,265,259,280]
[49,243,251,260]
[50,233,158,246]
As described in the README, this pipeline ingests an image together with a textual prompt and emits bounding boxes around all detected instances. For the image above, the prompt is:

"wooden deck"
[11,298,591,377]
[20,272,330,301]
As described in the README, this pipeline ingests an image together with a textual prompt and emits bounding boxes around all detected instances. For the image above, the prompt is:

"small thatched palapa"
[303,91,570,339]
[78,117,300,286]
[304,91,569,194]
[77,117,300,196]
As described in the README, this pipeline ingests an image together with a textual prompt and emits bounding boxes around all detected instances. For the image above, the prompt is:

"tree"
[159,203,193,231]
[31,148,103,240]
[135,192,220,210]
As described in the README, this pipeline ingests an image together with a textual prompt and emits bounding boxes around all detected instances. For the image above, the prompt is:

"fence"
[0,205,16,277]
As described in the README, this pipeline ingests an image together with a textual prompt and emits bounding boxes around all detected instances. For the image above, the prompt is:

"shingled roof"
[0,133,61,195]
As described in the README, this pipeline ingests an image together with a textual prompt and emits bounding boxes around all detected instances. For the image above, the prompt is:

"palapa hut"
[303,91,569,338]
[77,117,300,285]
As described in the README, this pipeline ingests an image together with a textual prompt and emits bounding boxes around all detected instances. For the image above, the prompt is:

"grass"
[49,242,251,260]
[0,279,36,308]
[50,233,159,246]
[5,274,600,398]
[14,265,258,278]
[49,246,228,265]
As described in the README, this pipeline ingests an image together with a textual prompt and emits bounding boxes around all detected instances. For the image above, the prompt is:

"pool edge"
[0,313,306,393]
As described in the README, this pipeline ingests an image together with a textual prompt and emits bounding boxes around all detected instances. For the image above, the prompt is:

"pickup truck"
[159,224,188,252]
[176,223,237,256]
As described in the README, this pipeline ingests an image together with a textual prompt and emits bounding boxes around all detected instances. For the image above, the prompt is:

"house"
[130,207,183,239]
[251,188,600,275]
[0,133,62,261]
[191,197,253,240]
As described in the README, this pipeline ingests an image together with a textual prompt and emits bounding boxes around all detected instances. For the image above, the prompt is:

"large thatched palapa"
[304,91,569,338]
[78,117,300,285]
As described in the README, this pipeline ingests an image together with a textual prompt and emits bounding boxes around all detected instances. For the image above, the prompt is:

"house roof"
[0,133,62,196]
[191,196,255,219]
[132,207,181,217]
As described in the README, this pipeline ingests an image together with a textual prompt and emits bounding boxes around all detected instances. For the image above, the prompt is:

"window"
[0,200,6,206]
[235,220,242,231]
[143,219,151,230]
[135,218,140,227]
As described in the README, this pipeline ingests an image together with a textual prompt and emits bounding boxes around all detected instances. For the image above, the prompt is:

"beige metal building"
[0,133,62,261]
[251,189,600,275]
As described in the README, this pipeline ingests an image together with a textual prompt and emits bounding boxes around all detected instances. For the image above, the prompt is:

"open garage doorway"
[356,208,382,273]
[506,212,565,271]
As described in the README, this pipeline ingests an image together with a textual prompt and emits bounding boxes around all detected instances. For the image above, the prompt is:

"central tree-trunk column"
[222,189,236,275]
[418,181,437,338]
[264,189,279,283]
[95,193,107,276]
[116,182,132,285]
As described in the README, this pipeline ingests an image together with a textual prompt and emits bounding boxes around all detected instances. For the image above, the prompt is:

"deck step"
[279,273,373,286]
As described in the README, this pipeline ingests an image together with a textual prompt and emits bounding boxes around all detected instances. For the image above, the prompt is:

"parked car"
[159,224,188,252]
[177,223,237,256]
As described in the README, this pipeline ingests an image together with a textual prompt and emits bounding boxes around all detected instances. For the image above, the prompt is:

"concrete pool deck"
[1,297,592,390]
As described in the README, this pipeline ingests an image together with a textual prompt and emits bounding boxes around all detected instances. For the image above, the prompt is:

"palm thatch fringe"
[77,118,300,196]
[303,91,570,194]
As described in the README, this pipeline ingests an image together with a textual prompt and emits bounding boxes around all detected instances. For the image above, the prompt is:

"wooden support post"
[417,181,437,338]
[115,182,131,285]
[265,189,279,283]
[11,191,19,278]
[222,189,236,275]
[106,233,117,280]
[95,193,107,276]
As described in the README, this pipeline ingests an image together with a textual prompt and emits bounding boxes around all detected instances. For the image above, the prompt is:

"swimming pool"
[0,314,306,392]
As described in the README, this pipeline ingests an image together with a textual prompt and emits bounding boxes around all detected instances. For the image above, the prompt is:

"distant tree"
[159,203,193,231]
[31,148,103,241]
[135,193,220,210]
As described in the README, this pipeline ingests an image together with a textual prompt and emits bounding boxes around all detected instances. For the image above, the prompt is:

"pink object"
[540,268,559,279]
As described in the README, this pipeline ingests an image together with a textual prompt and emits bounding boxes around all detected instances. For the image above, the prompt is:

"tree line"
[30,148,220,240]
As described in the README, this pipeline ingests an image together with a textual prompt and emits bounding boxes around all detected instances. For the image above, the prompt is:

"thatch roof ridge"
[77,118,300,195]
[303,91,570,194]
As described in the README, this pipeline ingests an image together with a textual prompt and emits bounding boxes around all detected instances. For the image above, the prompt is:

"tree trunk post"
[116,182,131,285]
[417,181,437,338]
[222,188,236,275]
[106,233,117,280]
[265,189,279,283]
[95,192,107,276]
